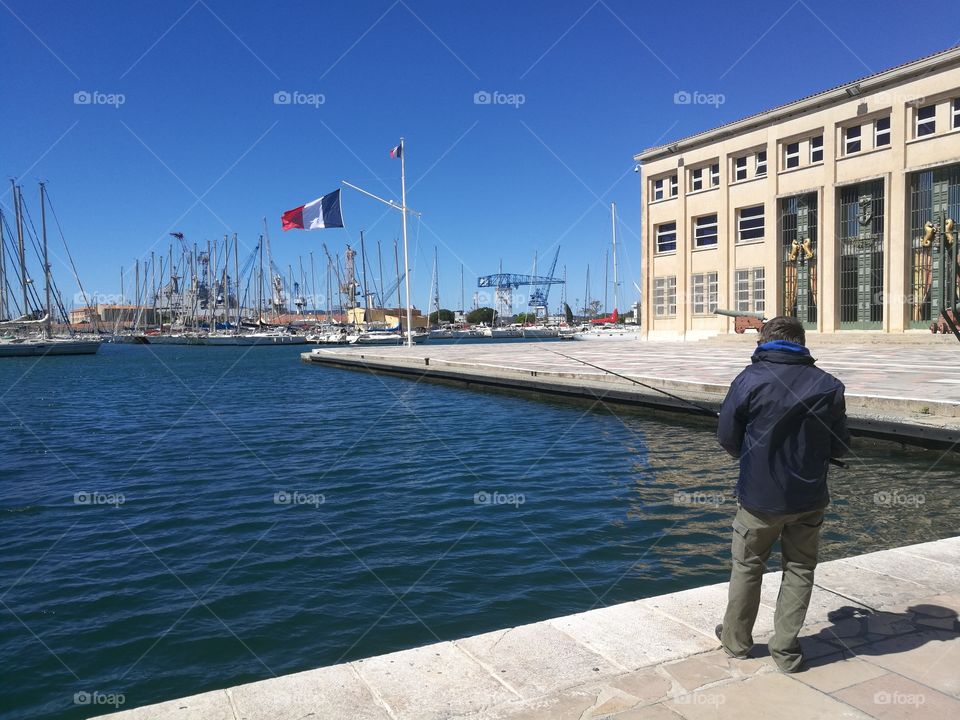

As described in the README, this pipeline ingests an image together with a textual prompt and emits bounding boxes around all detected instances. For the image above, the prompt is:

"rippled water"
[1,343,957,719]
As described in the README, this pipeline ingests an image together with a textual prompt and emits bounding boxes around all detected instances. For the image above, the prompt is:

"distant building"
[69,304,159,327]
[636,45,960,338]
[346,307,427,329]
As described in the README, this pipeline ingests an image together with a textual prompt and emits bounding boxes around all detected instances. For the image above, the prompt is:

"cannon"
[715,308,767,334]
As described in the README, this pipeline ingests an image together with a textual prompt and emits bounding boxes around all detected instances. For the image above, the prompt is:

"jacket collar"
[752,340,815,365]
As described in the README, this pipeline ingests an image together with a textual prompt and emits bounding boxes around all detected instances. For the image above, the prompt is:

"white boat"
[0,336,101,357]
[428,327,453,339]
[578,324,641,340]
[521,325,559,338]
[450,327,483,339]
[490,326,523,339]
[202,332,307,346]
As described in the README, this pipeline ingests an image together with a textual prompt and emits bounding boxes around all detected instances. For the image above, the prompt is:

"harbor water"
[1,343,957,719]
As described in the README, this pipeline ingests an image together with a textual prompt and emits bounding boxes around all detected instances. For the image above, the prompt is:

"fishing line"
[544,347,848,469]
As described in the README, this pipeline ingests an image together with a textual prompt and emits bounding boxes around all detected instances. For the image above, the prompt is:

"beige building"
[636,46,960,338]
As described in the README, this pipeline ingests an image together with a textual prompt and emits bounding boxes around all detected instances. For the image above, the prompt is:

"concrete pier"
[299,340,960,449]
[94,536,960,719]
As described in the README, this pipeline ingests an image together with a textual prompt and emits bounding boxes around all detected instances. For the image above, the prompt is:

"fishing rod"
[544,347,848,469]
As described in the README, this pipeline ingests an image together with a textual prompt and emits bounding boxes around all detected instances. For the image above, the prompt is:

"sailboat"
[579,202,639,341]
[0,182,101,357]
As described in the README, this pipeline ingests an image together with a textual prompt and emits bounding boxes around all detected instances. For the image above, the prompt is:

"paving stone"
[844,549,960,594]
[857,630,960,697]
[353,641,517,720]
[759,573,866,626]
[833,672,960,719]
[227,663,390,720]
[793,656,888,693]
[88,690,233,720]
[660,656,732,692]
[640,581,776,638]
[456,621,619,699]
[896,537,960,567]
[610,703,684,719]
[549,601,717,670]
[815,560,933,610]
[607,667,672,703]
[665,672,871,719]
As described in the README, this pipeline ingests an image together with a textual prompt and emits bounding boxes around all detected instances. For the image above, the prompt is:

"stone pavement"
[93,536,960,720]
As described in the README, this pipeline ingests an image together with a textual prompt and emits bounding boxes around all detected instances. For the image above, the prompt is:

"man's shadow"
[749,604,959,669]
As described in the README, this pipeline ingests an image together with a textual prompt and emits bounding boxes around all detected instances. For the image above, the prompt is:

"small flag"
[389,144,402,159]
[281,189,344,231]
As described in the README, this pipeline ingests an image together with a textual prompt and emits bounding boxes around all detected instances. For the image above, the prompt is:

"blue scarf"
[756,339,809,355]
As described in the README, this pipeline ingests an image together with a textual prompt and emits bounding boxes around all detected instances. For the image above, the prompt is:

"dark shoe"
[715,623,751,659]
[776,656,807,673]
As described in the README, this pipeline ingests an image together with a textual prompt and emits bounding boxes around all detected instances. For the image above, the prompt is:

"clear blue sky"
[2,0,957,314]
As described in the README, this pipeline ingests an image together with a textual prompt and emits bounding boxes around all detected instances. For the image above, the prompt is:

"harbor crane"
[477,248,565,317]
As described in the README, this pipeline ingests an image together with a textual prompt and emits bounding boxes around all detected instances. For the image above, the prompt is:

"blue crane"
[477,247,564,315]
[527,246,561,311]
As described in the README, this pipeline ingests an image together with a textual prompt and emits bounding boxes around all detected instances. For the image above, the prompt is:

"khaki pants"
[720,504,825,671]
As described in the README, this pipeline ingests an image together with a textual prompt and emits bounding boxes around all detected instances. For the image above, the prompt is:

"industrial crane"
[527,246,561,317]
[477,248,564,317]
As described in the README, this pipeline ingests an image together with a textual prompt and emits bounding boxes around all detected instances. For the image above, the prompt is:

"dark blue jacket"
[717,341,850,514]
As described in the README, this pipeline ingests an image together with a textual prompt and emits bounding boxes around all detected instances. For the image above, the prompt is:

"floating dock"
[94,536,960,719]
[299,340,960,449]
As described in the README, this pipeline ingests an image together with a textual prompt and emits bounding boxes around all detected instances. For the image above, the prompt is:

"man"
[716,316,849,672]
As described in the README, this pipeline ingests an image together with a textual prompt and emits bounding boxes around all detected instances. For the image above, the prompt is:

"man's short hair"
[760,316,805,346]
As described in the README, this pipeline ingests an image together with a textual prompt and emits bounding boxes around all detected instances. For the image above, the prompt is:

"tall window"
[691,167,704,191]
[755,150,767,177]
[735,268,765,312]
[694,214,718,248]
[785,142,800,169]
[810,135,823,163]
[874,116,891,147]
[669,174,679,197]
[916,104,936,137]
[691,272,718,315]
[844,125,862,154]
[734,156,747,181]
[654,276,677,317]
[953,98,960,130]
[710,163,720,186]
[655,222,677,253]
[653,178,664,201]
[737,205,765,243]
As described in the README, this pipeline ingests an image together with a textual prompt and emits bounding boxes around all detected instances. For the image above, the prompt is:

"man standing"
[716,316,849,672]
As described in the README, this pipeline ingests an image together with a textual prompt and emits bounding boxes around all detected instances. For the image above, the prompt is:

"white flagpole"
[400,137,413,347]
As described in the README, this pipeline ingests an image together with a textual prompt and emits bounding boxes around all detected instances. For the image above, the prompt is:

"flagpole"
[400,137,413,347]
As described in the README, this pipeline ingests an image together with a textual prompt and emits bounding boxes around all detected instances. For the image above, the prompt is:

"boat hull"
[0,339,102,357]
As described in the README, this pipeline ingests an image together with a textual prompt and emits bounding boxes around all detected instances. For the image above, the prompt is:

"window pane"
[917,104,936,136]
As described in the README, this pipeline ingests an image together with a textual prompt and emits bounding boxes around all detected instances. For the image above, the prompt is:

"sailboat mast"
[360,230,369,311]
[310,251,318,321]
[39,183,52,338]
[377,240,384,309]
[0,206,6,321]
[394,240,402,318]
[13,183,29,320]
[460,263,464,321]
[258,234,264,324]
[603,249,608,316]
[234,234,240,332]
[611,202,619,313]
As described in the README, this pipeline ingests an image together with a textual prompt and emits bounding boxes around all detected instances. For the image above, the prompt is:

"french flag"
[389,144,402,159]
[281,189,344,231]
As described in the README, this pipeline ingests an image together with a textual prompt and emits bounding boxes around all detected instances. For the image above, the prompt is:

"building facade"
[636,46,960,338]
